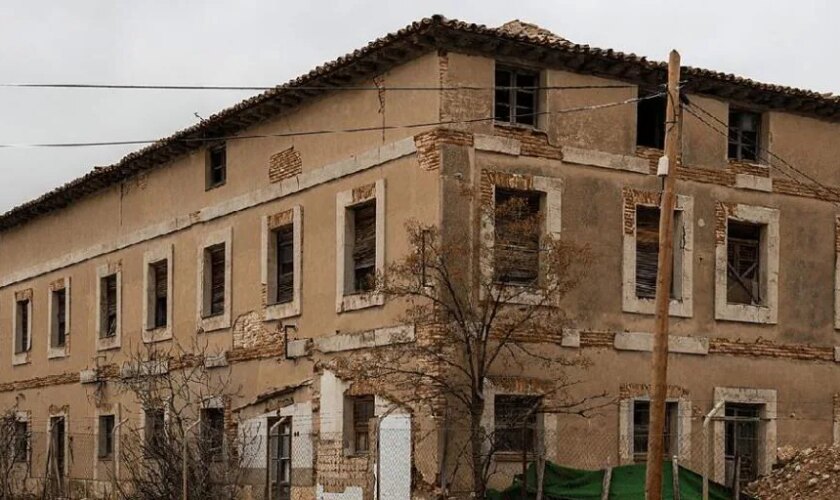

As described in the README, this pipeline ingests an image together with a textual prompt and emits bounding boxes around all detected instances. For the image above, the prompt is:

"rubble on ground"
[746,446,840,499]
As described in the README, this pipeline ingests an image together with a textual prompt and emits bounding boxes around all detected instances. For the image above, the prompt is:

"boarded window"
[52,288,67,347]
[494,395,541,453]
[352,201,376,293]
[637,91,666,149]
[206,244,226,316]
[632,400,678,462]
[494,188,542,286]
[98,415,115,460]
[727,221,762,305]
[15,299,30,354]
[635,206,682,299]
[144,408,165,454]
[728,110,761,162]
[274,225,294,304]
[151,261,168,328]
[100,275,118,338]
[207,144,227,189]
[14,420,28,463]
[201,408,225,458]
[495,67,539,126]
[352,396,375,454]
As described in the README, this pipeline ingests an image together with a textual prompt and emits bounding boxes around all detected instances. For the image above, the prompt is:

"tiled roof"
[2,15,837,231]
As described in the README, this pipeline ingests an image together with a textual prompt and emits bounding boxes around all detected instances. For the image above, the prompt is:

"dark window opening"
[352,396,375,454]
[728,110,761,162]
[50,416,66,477]
[494,395,541,453]
[727,221,762,305]
[206,244,226,316]
[351,201,377,293]
[100,275,118,338]
[635,206,680,299]
[274,225,295,304]
[495,67,539,126]
[637,91,666,149]
[14,420,28,463]
[98,415,115,460]
[201,408,225,459]
[269,418,292,500]
[494,188,542,286]
[632,400,678,462]
[207,144,227,189]
[15,299,30,354]
[144,408,165,455]
[725,403,761,485]
[53,289,67,347]
[150,261,168,328]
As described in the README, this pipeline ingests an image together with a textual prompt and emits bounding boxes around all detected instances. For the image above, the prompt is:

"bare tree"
[0,403,33,499]
[111,340,257,500]
[344,190,604,498]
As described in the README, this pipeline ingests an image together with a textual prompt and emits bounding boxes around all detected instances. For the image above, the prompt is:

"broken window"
[14,420,28,463]
[351,201,377,293]
[636,91,666,149]
[206,144,227,189]
[726,221,762,305]
[14,299,30,354]
[632,400,678,463]
[144,408,166,455]
[494,188,542,286]
[495,66,539,126]
[205,244,226,316]
[725,403,761,485]
[728,110,761,162]
[351,396,375,454]
[274,225,294,304]
[635,206,681,299]
[494,395,541,453]
[200,408,225,459]
[52,288,67,348]
[98,415,115,460]
[148,261,168,328]
[100,274,118,338]
[50,416,66,477]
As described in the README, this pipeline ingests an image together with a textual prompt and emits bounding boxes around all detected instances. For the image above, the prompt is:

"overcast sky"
[0,1,835,213]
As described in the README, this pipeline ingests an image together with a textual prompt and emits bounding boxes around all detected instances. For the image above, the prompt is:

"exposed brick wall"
[622,188,660,235]
[619,383,688,400]
[232,311,282,351]
[480,170,535,203]
[269,147,303,183]
[14,288,32,301]
[352,183,376,203]
[729,160,770,177]
[579,331,616,348]
[414,128,474,171]
[709,337,834,361]
[714,201,736,244]
[836,216,840,253]
[493,124,562,159]
[315,439,372,495]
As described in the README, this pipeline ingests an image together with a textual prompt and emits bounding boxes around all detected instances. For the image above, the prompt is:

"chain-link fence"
[0,409,810,499]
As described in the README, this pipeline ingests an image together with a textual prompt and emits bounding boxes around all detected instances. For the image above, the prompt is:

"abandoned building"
[3,14,840,499]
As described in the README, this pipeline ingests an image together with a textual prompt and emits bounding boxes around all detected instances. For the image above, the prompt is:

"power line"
[0,83,637,91]
[0,92,664,149]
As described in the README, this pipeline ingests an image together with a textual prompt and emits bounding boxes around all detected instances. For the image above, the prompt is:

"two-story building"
[3,15,840,499]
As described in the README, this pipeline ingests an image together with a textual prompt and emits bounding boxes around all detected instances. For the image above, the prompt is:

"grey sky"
[0,1,835,213]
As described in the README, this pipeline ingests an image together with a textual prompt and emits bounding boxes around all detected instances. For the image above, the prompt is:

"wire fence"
[0,412,801,499]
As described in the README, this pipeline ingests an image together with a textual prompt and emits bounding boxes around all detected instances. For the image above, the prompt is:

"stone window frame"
[47,411,69,477]
[335,179,385,313]
[712,387,777,483]
[12,289,33,366]
[618,393,692,466]
[714,203,780,324]
[47,277,71,359]
[622,190,694,317]
[480,172,562,305]
[96,263,122,352]
[142,244,174,343]
[261,205,302,321]
[196,227,233,333]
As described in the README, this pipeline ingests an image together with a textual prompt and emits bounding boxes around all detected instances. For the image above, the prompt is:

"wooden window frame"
[263,206,302,321]
[206,143,227,190]
[494,65,540,127]
[197,227,232,332]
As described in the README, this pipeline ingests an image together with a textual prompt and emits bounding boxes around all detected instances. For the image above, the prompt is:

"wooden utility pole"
[644,49,682,500]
